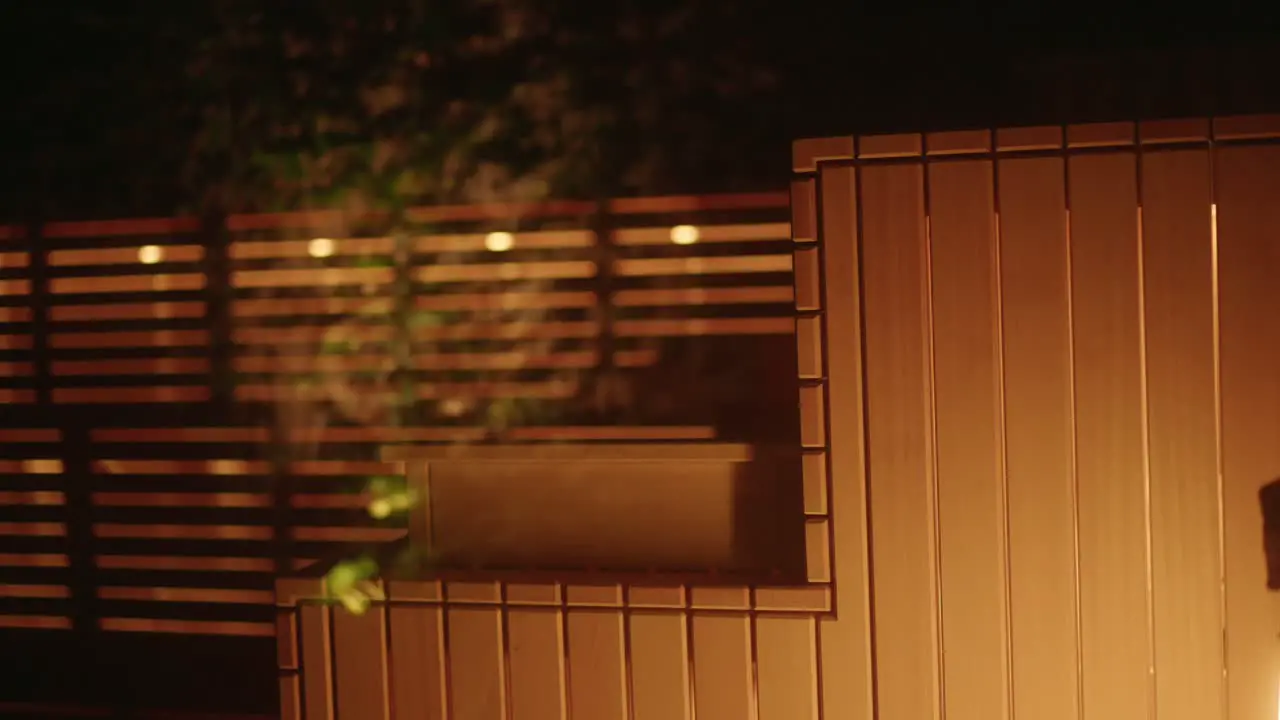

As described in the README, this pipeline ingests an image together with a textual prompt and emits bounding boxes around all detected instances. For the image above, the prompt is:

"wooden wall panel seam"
[812,159,875,719]
[1135,153,1160,720]
[922,160,948,720]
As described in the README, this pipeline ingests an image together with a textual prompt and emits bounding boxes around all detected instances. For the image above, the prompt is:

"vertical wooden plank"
[691,613,755,720]
[1068,151,1151,720]
[755,616,818,720]
[388,605,448,720]
[281,675,303,720]
[997,156,1081,720]
[333,607,391,720]
[860,161,940,720]
[566,610,628,720]
[279,610,300,670]
[299,605,335,720]
[813,163,874,720]
[1140,148,1225,720]
[508,609,567,720]
[1216,144,1280,720]
[448,607,507,720]
[629,612,692,720]
[927,158,1010,720]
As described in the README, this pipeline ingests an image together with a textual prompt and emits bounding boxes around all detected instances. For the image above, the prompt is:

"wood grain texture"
[814,163,875,720]
[927,158,1011,720]
[332,607,390,720]
[1139,148,1225,720]
[447,607,507,720]
[997,156,1081,720]
[1068,151,1152,720]
[860,161,941,720]
[281,674,302,720]
[629,612,692,720]
[566,610,628,720]
[507,609,567,720]
[691,614,755,720]
[299,605,334,720]
[755,616,818,720]
[1216,144,1280,720]
[388,605,448,720]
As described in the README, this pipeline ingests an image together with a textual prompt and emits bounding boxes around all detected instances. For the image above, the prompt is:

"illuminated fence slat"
[414,260,597,283]
[231,236,397,259]
[233,266,396,289]
[47,245,205,266]
[414,290,596,311]
[414,229,595,252]
[614,286,795,307]
[233,297,394,318]
[614,254,793,277]
[0,279,32,296]
[49,273,206,294]
[614,222,791,245]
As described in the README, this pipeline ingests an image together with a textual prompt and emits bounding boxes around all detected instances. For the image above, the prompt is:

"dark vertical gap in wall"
[851,142,884,719]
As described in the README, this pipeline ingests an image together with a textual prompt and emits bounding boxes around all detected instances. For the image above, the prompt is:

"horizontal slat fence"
[0,192,796,650]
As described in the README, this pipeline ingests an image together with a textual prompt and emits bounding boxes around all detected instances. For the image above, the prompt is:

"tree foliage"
[3,1,780,218]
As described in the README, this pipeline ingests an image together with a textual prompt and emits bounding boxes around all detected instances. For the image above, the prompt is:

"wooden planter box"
[382,443,806,578]
[276,442,831,720]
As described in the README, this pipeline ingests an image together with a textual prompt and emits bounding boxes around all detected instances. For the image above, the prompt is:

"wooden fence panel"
[860,161,941,720]
[755,615,819,720]
[332,607,390,720]
[690,613,755,720]
[926,158,1010,720]
[1217,143,1280,720]
[44,224,211,405]
[997,155,1081,720]
[565,610,628,720]
[507,608,567,720]
[1139,148,1225,720]
[388,605,448,720]
[628,611,691,720]
[447,607,507,720]
[810,161,876,720]
[299,605,335,720]
[0,238,35,404]
[0,450,72,631]
[1067,151,1152,720]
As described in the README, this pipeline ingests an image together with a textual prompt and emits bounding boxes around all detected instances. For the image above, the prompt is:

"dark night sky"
[2,3,1279,217]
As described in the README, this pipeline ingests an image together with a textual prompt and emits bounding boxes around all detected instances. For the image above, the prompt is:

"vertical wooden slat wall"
[281,115,1280,720]
[1217,136,1280,720]
[785,115,1278,720]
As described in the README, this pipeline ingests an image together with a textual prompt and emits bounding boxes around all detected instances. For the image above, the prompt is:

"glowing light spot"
[137,245,164,264]
[439,397,468,417]
[484,231,515,252]
[670,225,700,245]
[368,498,393,519]
[308,237,336,258]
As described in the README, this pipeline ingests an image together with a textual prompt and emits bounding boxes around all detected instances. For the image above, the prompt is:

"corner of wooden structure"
[792,136,854,173]
[276,576,326,608]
